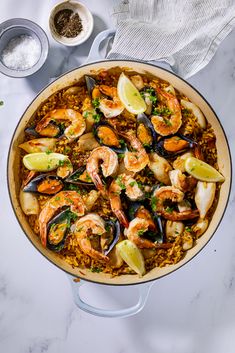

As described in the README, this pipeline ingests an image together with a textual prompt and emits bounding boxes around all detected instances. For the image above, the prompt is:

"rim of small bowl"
[49,0,94,46]
[0,18,49,78]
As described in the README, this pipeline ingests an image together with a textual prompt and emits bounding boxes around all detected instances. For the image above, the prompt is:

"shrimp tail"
[115,210,129,228]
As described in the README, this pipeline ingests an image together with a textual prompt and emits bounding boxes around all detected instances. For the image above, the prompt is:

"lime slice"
[117,73,147,114]
[23,152,68,172]
[116,240,146,276]
[185,156,225,182]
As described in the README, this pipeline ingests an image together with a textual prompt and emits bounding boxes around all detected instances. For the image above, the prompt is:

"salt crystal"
[1,34,41,71]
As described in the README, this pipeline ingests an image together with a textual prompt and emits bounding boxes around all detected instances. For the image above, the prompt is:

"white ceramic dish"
[49,0,94,46]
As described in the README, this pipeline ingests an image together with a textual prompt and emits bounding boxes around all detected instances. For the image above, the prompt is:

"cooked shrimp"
[169,169,197,192]
[124,218,156,248]
[35,109,86,142]
[86,146,118,196]
[98,85,124,118]
[39,191,86,247]
[109,173,144,228]
[123,133,149,173]
[74,213,109,262]
[151,88,182,136]
[152,186,199,221]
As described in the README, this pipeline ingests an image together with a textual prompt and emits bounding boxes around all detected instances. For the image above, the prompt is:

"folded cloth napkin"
[107,0,235,78]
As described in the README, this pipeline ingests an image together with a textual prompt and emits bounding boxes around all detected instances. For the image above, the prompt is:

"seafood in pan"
[19,67,224,277]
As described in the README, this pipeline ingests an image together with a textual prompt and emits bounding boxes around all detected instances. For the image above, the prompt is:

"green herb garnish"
[151,196,158,212]
[0,100,4,106]
[116,176,125,190]
[90,266,102,273]
[92,98,100,108]
[165,206,174,213]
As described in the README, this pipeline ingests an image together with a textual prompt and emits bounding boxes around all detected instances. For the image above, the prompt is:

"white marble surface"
[0,1,235,352]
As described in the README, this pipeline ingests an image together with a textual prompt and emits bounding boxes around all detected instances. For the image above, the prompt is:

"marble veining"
[1,0,235,352]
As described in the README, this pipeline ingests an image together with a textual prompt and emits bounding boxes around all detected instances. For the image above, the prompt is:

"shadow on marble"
[25,15,108,94]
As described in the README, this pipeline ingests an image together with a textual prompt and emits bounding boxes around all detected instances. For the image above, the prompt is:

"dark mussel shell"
[65,166,93,186]
[128,201,165,244]
[47,209,75,251]
[25,121,63,138]
[85,75,97,96]
[103,219,121,256]
[154,134,197,158]
[136,113,157,150]
[93,122,126,153]
[23,174,64,195]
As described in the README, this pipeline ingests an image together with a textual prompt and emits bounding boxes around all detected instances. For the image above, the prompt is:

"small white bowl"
[49,1,94,46]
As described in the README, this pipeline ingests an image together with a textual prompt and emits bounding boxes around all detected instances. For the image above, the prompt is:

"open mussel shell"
[136,113,157,150]
[47,209,74,251]
[93,122,126,153]
[65,166,93,186]
[154,134,196,158]
[128,201,165,244]
[103,219,121,256]
[25,122,63,138]
[23,174,64,195]
[85,75,97,96]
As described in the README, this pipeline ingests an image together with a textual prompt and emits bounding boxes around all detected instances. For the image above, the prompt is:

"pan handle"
[86,29,173,72]
[86,28,116,63]
[68,276,153,318]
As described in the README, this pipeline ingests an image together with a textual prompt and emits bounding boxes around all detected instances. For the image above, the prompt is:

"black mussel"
[154,134,196,158]
[136,113,157,150]
[101,219,121,256]
[85,75,97,96]
[23,174,64,195]
[128,202,164,243]
[152,215,164,244]
[47,209,76,251]
[25,122,63,138]
[65,166,93,186]
[93,122,126,153]
[24,126,41,137]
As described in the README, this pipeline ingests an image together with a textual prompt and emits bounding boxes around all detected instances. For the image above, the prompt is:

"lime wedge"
[116,240,146,276]
[185,156,225,182]
[23,152,68,172]
[117,73,147,114]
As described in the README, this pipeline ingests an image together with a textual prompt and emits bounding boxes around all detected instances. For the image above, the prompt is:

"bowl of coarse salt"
[0,18,49,78]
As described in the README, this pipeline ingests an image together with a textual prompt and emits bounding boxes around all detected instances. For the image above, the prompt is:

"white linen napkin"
[107,0,235,78]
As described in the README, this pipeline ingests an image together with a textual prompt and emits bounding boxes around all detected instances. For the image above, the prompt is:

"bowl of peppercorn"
[49,0,94,46]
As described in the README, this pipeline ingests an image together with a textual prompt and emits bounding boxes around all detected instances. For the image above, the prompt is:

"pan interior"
[7,60,232,285]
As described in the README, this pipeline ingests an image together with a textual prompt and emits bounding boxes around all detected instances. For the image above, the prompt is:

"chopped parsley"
[92,98,100,108]
[138,229,145,237]
[152,107,172,117]
[165,206,174,213]
[92,113,101,123]
[54,196,61,201]
[118,153,125,159]
[185,226,192,233]
[90,266,102,273]
[83,111,89,118]
[129,181,136,187]
[105,224,111,233]
[116,176,125,190]
[66,184,81,192]
[151,196,158,212]
[45,150,52,155]
[0,100,4,106]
